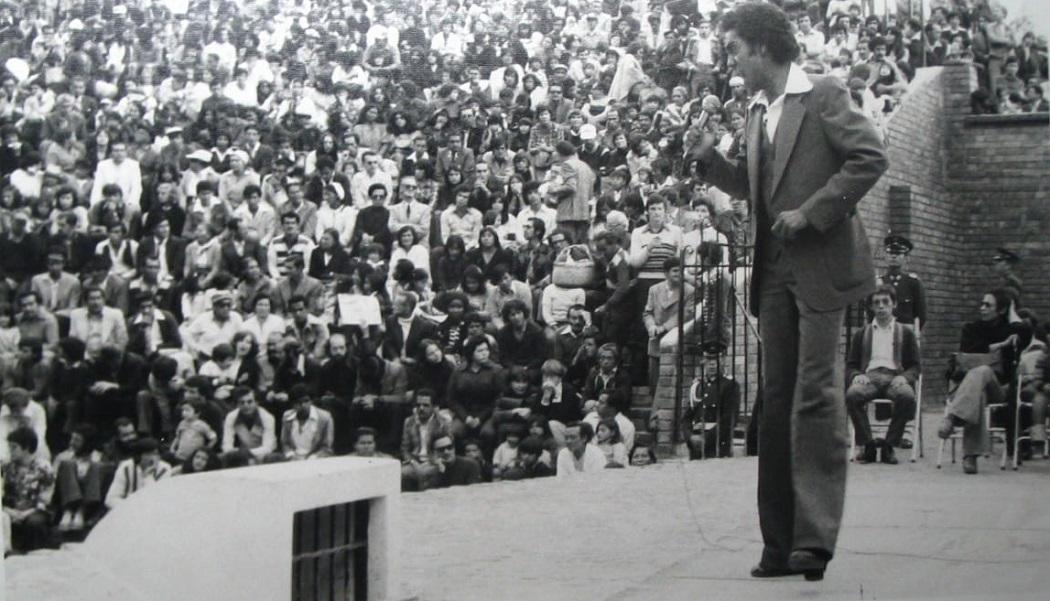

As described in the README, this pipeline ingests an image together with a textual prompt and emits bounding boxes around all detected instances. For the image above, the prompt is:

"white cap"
[729,76,745,87]
[579,124,597,141]
[186,149,213,163]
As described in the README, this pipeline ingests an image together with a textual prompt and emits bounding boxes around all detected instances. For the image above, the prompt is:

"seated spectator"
[629,433,658,467]
[134,355,181,439]
[351,339,409,454]
[351,427,393,459]
[409,339,457,409]
[462,438,492,482]
[0,387,50,464]
[682,341,741,460]
[555,421,607,477]
[938,289,1030,474]
[486,265,533,330]
[428,434,482,488]
[501,435,555,480]
[465,226,516,282]
[280,384,335,460]
[2,427,55,552]
[173,448,221,476]
[593,417,628,468]
[268,337,323,417]
[495,299,547,379]
[540,277,586,332]
[583,390,636,454]
[29,248,82,317]
[491,424,527,480]
[68,286,128,348]
[382,292,437,365]
[284,294,330,359]
[169,400,218,464]
[553,304,590,365]
[221,386,277,462]
[400,389,451,491]
[125,290,182,357]
[582,343,633,416]
[845,286,921,465]
[183,290,243,361]
[532,359,582,447]
[433,291,470,359]
[16,290,59,353]
[459,265,494,319]
[447,336,504,449]
[52,425,104,533]
[104,437,172,509]
[1019,320,1047,449]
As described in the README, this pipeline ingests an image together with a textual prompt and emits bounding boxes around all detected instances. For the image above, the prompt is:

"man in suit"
[399,389,452,491]
[135,217,187,288]
[683,340,741,460]
[126,290,183,358]
[581,342,633,416]
[877,234,926,329]
[30,249,82,317]
[242,123,275,175]
[845,285,920,466]
[434,130,476,186]
[387,175,432,245]
[688,3,887,580]
[547,141,596,243]
[382,292,436,365]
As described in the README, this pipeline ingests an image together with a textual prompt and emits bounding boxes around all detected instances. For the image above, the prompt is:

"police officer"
[682,340,740,459]
[878,234,926,329]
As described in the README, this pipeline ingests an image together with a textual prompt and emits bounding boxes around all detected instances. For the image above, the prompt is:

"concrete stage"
[7,414,1050,600]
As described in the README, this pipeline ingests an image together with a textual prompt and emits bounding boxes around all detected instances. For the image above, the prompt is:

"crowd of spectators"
[0,0,1046,554]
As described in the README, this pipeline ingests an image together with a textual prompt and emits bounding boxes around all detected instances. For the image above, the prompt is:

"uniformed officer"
[877,234,926,329]
[682,340,740,459]
[992,247,1023,307]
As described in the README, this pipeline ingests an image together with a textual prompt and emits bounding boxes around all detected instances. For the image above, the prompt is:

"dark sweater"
[446,364,504,423]
[496,322,549,372]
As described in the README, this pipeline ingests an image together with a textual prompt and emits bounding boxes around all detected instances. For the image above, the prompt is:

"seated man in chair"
[845,285,921,465]
[937,288,1030,474]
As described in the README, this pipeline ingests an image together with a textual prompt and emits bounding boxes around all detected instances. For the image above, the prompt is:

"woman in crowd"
[447,336,505,450]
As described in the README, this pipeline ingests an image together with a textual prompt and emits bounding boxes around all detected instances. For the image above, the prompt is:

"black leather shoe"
[855,441,877,464]
[750,564,801,578]
[880,442,899,465]
[788,550,828,581]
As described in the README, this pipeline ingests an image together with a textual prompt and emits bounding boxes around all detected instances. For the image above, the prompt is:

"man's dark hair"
[413,389,435,403]
[354,426,377,441]
[7,427,38,454]
[989,288,1012,315]
[500,298,530,323]
[871,284,897,304]
[719,2,801,65]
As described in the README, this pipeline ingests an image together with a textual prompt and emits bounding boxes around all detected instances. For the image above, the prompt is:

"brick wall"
[653,64,1049,453]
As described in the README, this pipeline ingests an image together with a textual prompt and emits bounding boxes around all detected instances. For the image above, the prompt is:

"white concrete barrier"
[83,457,401,601]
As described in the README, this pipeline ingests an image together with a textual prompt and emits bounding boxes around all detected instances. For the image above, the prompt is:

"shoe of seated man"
[854,441,877,464]
[57,510,74,532]
[962,455,978,474]
[880,441,899,465]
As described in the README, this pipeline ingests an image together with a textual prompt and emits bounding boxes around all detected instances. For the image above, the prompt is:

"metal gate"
[291,500,370,601]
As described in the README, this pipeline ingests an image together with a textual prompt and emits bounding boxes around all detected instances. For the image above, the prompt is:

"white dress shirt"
[748,62,815,142]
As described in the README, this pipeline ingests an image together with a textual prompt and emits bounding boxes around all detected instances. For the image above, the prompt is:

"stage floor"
[399,413,1050,601]
[7,413,1050,601]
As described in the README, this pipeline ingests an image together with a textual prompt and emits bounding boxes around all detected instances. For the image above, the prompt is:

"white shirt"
[748,62,814,142]
[868,318,897,372]
[556,444,608,477]
[90,158,143,207]
[315,204,358,246]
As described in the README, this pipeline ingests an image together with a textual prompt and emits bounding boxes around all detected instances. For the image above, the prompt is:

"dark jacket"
[135,236,187,282]
[581,366,633,415]
[382,315,438,362]
[496,322,548,372]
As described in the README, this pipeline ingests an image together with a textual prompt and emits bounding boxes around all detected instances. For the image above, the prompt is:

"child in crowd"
[594,417,628,468]
[463,438,492,482]
[491,425,523,480]
[170,401,218,463]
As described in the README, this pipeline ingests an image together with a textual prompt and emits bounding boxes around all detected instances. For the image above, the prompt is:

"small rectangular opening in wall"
[292,499,370,601]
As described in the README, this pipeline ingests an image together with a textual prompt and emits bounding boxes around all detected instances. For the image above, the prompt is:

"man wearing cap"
[280,384,334,460]
[687,3,886,579]
[723,75,750,117]
[183,290,243,361]
[577,124,603,174]
[181,149,220,203]
[682,340,741,459]
[546,141,595,243]
[877,234,926,329]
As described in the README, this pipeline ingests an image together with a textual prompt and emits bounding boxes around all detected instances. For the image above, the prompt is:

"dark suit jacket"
[581,366,633,414]
[135,236,188,283]
[845,321,921,386]
[382,315,438,362]
[697,75,887,314]
[218,238,269,279]
[126,309,183,357]
[248,143,276,174]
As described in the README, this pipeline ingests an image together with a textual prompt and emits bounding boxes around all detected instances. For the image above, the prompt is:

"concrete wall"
[82,457,401,601]
[655,64,1050,449]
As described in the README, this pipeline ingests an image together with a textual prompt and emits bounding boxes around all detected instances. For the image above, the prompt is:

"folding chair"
[848,319,924,463]
[1012,376,1050,469]
[936,355,1018,470]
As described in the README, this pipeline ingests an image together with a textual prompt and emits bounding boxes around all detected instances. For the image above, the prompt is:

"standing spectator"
[643,257,695,395]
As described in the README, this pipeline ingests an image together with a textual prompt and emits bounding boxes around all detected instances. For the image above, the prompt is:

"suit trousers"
[757,257,848,566]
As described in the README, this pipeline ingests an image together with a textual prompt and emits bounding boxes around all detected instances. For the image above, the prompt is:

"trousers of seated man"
[845,367,916,447]
[944,365,1005,456]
